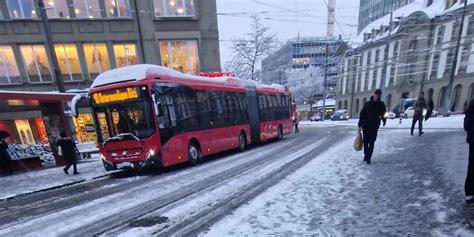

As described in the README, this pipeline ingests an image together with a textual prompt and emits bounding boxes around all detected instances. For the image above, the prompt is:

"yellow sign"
[92,87,139,105]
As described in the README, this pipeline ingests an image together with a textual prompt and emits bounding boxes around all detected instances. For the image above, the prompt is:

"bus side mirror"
[151,95,160,116]
[152,94,162,116]
[71,93,88,117]
[156,102,163,116]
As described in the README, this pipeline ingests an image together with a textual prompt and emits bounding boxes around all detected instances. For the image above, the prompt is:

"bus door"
[153,94,176,146]
[245,84,260,144]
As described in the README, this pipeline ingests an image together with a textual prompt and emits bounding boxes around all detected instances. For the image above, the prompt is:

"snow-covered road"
[1,125,472,236]
[0,127,345,236]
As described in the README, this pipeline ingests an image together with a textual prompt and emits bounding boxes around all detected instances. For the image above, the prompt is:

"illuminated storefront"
[0,91,97,152]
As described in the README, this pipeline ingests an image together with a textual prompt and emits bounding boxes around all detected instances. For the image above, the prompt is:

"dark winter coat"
[58,137,78,163]
[465,100,474,144]
[0,141,11,161]
[358,96,387,130]
[413,97,428,117]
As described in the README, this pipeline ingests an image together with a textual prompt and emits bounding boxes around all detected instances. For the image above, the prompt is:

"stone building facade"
[337,0,474,118]
[0,0,221,92]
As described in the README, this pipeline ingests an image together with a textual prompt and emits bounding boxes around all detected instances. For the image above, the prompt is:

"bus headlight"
[146,149,155,159]
[100,153,106,160]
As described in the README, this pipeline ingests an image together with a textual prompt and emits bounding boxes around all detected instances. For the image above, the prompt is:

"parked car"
[392,98,417,118]
[385,112,396,119]
[331,110,349,121]
[403,107,438,118]
[310,114,321,122]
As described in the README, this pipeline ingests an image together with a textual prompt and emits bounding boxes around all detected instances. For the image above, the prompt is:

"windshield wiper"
[102,133,143,146]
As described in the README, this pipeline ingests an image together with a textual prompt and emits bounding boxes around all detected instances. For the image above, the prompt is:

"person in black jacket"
[465,100,474,203]
[358,89,387,164]
[58,132,80,175]
[0,138,13,175]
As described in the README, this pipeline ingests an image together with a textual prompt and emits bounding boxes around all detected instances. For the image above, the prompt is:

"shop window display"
[83,43,110,79]
[113,43,138,68]
[15,119,35,145]
[159,40,199,74]
[0,46,21,84]
[54,44,83,81]
[20,45,52,83]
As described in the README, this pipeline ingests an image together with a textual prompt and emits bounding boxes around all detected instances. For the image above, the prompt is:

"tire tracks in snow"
[0,131,321,236]
[151,131,347,237]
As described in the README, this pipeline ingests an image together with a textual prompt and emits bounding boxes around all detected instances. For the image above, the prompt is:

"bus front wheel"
[102,160,117,171]
[188,142,201,166]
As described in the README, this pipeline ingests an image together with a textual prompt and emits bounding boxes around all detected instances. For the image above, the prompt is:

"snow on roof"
[91,64,289,92]
[91,64,163,88]
[91,64,237,88]
[355,0,474,45]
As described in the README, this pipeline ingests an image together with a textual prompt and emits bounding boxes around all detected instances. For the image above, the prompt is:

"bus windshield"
[92,87,155,143]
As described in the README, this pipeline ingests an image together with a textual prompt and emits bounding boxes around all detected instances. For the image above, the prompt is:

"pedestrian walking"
[294,116,300,133]
[57,132,80,175]
[411,92,428,136]
[358,89,387,164]
[0,134,13,175]
[464,100,474,203]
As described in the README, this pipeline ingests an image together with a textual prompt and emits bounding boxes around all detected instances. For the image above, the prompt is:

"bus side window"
[164,96,177,127]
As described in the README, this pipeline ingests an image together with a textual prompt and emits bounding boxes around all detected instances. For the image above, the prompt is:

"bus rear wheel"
[239,133,247,152]
[188,142,201,166]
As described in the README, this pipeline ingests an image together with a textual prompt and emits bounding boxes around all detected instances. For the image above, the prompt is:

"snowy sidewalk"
[0,157,111,200]
[300,114,465,130]
[203,129,472,236]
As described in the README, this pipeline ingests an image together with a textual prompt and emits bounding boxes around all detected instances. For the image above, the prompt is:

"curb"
[0,173,111,202]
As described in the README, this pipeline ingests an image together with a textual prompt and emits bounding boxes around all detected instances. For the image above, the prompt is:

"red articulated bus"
[72,64,293,171]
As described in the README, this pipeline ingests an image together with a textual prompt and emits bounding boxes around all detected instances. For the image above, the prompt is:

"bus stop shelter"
[0,91,75,173]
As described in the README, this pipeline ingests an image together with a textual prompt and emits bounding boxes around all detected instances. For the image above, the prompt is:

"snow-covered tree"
[286,66,325,113]
[226,16,276,81]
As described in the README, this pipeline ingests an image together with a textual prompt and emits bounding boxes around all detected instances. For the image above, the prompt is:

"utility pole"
[326,0,336,37]
[38,0,65,93]
[322,42,329,121]
[444,0,468,116]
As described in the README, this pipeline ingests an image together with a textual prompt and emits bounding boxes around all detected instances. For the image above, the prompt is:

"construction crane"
[326,0,336,37]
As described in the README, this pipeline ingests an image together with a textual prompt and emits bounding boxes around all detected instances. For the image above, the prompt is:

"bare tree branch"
[225,16,276,81]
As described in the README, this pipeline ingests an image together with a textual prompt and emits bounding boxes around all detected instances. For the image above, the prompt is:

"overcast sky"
[216,0,361,67]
